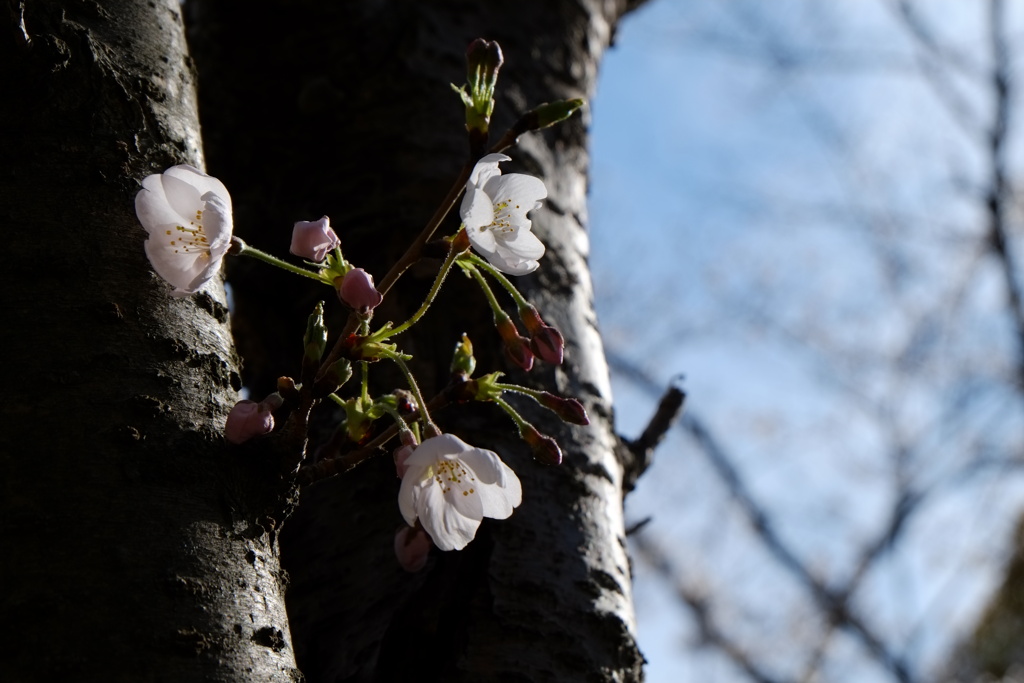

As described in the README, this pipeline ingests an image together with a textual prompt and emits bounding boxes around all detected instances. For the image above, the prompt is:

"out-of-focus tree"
[594,1,1024,681]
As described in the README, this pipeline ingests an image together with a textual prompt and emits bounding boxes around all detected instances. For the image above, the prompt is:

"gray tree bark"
[189,1,646,681]
[2,0,649,680]
[2,1,299,680]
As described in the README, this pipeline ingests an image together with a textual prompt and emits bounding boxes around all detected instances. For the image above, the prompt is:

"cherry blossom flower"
[135,165,233,296]
[398,433,522,551]
[290,216,339,262]
[460,153,547,275]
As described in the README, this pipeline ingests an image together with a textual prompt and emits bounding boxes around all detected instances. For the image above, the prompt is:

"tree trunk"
[2,2,299,680]
[189,1,645,681]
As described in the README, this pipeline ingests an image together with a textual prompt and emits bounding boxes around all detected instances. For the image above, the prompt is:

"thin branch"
[608,351,915,683]
[632,532,790,683]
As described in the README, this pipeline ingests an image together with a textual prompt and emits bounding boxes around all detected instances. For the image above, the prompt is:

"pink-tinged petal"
[393,444,415,479]
[290,216,339,262]
[397,471,421,527]
[164,165,232,213]
[202,192,233,246]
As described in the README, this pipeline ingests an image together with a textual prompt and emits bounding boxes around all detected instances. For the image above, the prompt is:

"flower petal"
[201,191,233,248]
[484,173,547,222]
[416,474,482,551]
[468,153,510,188]
[164,165,232,214]
[500,227,545,260]
[460,186,496,232]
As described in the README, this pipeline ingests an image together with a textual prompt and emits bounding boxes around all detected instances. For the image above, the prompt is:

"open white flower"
[460,153,547,275]
[135,165,233,296]
[398,433,522,551]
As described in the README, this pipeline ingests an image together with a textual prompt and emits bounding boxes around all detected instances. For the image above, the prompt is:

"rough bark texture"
[189,1,643,681]
[2,2,299,680]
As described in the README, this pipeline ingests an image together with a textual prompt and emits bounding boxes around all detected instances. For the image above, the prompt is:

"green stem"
[463,253,530,308]
[359,361,369,401]
[328,393,346,407]
[377,349,437,432]
[494,382,542,401]
[238,243,332,284]
[493,396,529,435]
[461,261,506,319]
[368,239,461,342]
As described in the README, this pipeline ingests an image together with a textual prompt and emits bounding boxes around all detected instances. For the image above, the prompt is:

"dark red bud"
[518,303,545,335]
[496,315,534,371]
[530,325,564,365]
[522,424,562,465]
[505,342,534,372]
[538,393,589,426]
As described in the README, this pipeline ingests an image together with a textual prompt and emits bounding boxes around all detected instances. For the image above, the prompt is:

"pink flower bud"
[338,268,383,313]
[394,526,433,572]
[224,399,274,444]
[290,216,340,262]
[530,325,564,365]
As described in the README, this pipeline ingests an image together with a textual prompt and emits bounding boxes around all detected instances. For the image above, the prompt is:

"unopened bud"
[450,333,477,379]
[277,376,299,398]
[304,301,328,363]
[313,358,353,397]
[338,268,383,313]
[530,325,564,365]
[461,38,503,134]
[225,400,275,444]
[537,392,589,426]
[533,99,585,130]
[495,314,534,372]
[522,424,562,465]
[394,526,433,572]
[290,216,339,262]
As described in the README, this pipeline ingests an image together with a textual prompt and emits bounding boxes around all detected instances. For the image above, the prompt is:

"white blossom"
[460,153,547,275]
[398,433,522,551]
[135,165,233,296]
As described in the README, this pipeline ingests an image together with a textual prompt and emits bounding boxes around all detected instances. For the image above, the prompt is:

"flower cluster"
[134,42,588,567]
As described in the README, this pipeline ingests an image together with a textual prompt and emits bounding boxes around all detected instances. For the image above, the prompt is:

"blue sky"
[589,1,1024,681]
